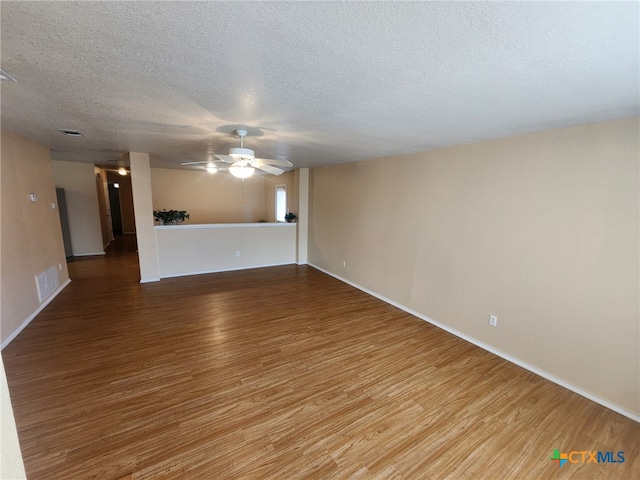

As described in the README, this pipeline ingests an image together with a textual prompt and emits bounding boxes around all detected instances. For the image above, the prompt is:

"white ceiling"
[1,1,638,171]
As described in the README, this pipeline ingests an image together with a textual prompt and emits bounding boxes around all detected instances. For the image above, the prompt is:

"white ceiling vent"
[0,68,16,82]
[57,129,84,137]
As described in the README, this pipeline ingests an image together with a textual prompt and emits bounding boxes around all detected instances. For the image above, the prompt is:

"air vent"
[0,68,16,82]
[57,129,84,137]
[35,265,59,303]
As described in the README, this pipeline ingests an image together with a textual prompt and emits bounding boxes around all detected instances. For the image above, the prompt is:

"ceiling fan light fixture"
[209,129,289,176]
[206,165,218,174]
[229,162,255,179]
[118,167,128,176]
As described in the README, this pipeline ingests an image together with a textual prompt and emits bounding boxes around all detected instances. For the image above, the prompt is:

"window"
[275,185,287,222]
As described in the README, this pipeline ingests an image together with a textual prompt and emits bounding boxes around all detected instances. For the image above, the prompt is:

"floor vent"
[35,265,59,303]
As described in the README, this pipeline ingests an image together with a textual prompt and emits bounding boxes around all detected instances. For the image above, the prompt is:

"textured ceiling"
[1,1,638,171]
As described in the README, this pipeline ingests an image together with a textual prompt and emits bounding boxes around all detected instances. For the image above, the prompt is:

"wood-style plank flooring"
[3,236,639,479]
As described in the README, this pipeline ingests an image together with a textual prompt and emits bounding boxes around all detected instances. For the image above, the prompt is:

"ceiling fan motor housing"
[229,147,255,159]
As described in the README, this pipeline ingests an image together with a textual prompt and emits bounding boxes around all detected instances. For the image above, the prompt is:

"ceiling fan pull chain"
[241,179,246,203]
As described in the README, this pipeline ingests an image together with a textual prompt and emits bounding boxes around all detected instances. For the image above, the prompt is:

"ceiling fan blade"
[255,158,293,168]
[253,163,284,176]
[181,160,208,165]
[214,154,235,163]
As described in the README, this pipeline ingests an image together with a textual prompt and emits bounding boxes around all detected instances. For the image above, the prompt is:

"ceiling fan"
[181,129,293,178]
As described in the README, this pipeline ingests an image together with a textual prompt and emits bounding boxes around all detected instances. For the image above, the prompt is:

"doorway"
[108,183,123,235]
[106,170,136,235]
[95,170,113,248]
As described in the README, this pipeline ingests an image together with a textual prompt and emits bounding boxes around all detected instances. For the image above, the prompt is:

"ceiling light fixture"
[228,162,255,179]
[226,130,256,179]
[113,183,120,189]
[118,168,127,176]
[206,164,218,174]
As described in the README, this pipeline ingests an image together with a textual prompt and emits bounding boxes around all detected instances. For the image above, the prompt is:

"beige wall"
[151,168,268,224]
[51,160,104,255]
[308,117,640,415]
[1,131,70,344]
[295,168,310,264]
[0,133,24,479]
[156,223,297,278]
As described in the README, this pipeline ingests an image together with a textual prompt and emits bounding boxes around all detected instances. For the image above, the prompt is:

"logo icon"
[549,449,624,467]
[550,449,569,467]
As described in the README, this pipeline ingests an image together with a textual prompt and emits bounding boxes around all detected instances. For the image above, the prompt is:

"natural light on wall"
[276,185,287,222]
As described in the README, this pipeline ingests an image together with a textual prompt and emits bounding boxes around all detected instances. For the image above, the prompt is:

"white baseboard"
[140,277,161,284]
[1,278,72,350]
[159,261,296,279]
[308,263,640,423]
[73,251,106,257]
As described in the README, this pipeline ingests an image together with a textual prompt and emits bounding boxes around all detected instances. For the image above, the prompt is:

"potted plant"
[153,209,190,225]
[284,212,297,223]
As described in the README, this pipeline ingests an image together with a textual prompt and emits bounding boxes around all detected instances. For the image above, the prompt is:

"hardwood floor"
[3,236,639,479]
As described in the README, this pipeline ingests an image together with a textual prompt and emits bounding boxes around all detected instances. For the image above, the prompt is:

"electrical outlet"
[342,260,346,268]
[489,315,498,327]
[235,251,241,257]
